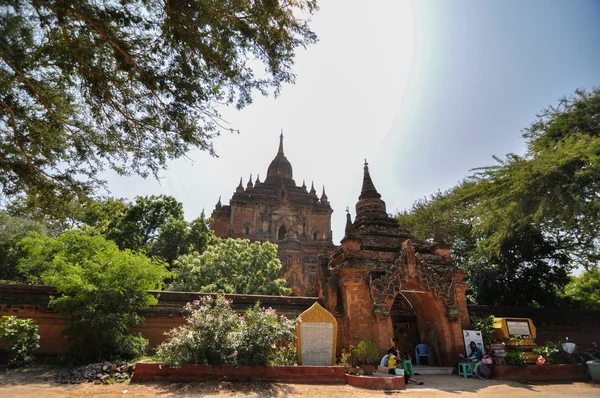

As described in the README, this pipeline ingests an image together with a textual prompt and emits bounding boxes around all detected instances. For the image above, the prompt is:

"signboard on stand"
[296,302,337,366]
[462,330,484,356]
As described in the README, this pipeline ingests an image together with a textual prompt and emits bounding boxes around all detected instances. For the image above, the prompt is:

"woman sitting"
[388,349,424,385]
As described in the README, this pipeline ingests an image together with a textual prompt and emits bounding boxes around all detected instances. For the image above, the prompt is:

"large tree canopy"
[167,237,291,296]
[398,88,600,307]
[82,194,211,264]
[0,0,318,212]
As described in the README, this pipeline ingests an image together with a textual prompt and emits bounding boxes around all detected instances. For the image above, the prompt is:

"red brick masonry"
[494,364,590,381]
[345,374,405,390]
[131,363,346,384]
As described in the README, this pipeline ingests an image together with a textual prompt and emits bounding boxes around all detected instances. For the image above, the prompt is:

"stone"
[296,302,337,366]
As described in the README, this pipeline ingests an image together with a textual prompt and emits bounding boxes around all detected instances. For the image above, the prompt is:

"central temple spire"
[265,132,293,183]
[278,130,284,154]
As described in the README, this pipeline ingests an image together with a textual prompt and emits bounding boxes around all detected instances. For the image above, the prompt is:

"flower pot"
[587,360,600,383]
[361,365,376,375]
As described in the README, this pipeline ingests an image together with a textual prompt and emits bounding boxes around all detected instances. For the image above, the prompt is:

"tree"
[397,88,600,307]
[167,237,291,295]
[18,230,170,360]
[0,210,46,282]
[563,268,600,309]
[82,195,211,264]
[0,0,319,214]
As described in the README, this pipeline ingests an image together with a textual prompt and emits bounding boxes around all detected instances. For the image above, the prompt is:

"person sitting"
[389,349,424,385]
[483,343,496,364]
[380,348,393,367]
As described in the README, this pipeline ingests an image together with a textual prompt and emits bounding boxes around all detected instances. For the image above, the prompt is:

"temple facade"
[211,135,470,365]
[211,134,336,296]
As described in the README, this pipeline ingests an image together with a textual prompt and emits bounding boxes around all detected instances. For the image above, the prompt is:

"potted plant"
[355,340,379,375]
[339,346,359,374]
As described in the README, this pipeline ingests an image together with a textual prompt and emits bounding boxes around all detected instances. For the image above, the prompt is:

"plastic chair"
[458,362,473,378]
[415,343,431,366]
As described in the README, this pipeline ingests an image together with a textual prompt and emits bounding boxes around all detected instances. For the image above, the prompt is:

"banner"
[462,330,484,356]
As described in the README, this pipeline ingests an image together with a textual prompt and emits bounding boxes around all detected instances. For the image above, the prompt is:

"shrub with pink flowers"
[155,295,296,368]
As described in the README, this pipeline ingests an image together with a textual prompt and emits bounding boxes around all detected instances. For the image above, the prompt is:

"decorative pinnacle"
[217,195,222,207]
[359,159,381,200]
[238,177,243,187]
[278,130,284,154]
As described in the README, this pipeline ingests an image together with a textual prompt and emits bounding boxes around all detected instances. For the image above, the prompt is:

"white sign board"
[507,320,531,337]
[300,322,334,366]
[462,330,484,356]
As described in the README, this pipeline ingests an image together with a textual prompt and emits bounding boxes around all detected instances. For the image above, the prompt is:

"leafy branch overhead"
[0,0,318,211]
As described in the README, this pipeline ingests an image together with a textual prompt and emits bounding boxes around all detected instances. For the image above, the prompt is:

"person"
[483,344,496,364]
[380,348,393,367]
[473,343,496,379]
[388,349,425,385]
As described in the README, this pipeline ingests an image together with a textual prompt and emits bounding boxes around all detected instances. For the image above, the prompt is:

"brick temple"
[211,135,470,365]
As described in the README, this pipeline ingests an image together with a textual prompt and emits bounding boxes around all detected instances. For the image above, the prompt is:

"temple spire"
[216,195,222,209]
[236,177,244,193]
[359,159,381,200]
[246,174,253,190]
[344,206,354,236]
[278,130,284,155]
[320,186,328,204]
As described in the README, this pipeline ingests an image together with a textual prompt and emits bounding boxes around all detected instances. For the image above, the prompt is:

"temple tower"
[211,134,335,296]
[318,161,470,366]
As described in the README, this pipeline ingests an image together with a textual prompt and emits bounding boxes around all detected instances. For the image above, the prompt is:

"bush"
[471,315,496,344]
[505,349,526,366]
[0,316,40,366]
[235,303,295,366]
[18,230,170,361]
[156,295,296,368]
[355,340,379,365]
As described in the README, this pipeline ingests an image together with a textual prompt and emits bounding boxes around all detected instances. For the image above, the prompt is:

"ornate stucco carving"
[369,246,459,321]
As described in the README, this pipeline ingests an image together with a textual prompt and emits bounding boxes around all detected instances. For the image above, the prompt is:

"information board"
[299,322,334,366]
[506,320,531,337]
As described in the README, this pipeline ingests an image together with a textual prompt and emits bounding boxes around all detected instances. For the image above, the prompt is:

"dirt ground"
[1,366,599,397]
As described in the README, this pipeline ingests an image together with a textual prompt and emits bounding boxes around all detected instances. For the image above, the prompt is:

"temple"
[211,133,336,296]
[211,135,470,365]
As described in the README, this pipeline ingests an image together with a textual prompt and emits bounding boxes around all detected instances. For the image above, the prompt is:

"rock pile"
[55,362,135,384]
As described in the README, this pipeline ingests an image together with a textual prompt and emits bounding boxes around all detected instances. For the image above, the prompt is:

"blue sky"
[105,0,600,245]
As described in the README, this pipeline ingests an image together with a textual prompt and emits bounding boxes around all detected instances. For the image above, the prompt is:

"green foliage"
[0,211,46,282]
[355,340,379,365]
[563,268,600,309]
[533,341,563,364]
[235,303,296,366]
[338,346,357,368]
[398,88,600,307]
[271,341,299,366]
[505,349,526,366]
[0,0,319,215]
[471,315,496,344]
[167,237,291,295]
[82,195,212,265]
[18,230,170,361]
[0,316,40,366]
[155,295,296,367]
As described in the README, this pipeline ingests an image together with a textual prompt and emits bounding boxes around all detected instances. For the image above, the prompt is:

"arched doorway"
[278,225,287,240]
[390,293,420,361]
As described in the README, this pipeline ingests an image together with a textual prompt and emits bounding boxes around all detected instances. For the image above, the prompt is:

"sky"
[105,0,600,245]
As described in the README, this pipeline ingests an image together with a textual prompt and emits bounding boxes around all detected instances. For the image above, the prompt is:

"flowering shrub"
[236,304,296,366]
[0,316,40,366]
[156,295,296,367]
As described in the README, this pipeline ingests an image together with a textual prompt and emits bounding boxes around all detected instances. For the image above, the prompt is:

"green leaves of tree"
[167,237,291,296]
[397,88,600,307]
[0,0,318,213]
[18,230,171,360]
